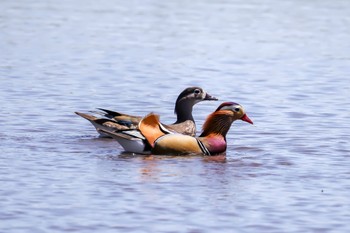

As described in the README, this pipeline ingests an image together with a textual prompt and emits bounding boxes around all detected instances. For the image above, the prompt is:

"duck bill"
[241,114,253,124]
[204,93,218,101]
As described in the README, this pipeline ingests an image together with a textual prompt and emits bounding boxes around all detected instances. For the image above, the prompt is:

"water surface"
[1,0,350,232]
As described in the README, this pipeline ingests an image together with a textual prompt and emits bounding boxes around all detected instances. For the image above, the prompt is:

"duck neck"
[200,113,234,138]
[174,100,195,123]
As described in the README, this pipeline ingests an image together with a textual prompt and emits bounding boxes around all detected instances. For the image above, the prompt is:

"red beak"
[241,114,253,124]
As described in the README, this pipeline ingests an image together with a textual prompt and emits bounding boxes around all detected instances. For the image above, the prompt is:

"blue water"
[1,0,350,232]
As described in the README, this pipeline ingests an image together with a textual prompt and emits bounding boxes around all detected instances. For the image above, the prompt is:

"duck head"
[176,87,218,104]
[174,87,218,123]
[214,102,253,124]
[200,102,253,137]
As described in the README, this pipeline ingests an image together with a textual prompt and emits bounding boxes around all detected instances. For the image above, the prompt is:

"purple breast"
[206,137,227,154]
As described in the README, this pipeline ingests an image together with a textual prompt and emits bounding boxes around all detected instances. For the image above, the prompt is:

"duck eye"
[194,89,201,94]
[234,108,240,112]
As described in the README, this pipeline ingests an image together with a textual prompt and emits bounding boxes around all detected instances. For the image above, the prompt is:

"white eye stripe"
[221,105,240,111]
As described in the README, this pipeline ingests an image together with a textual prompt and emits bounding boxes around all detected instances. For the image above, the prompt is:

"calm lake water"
[1,0,350,232]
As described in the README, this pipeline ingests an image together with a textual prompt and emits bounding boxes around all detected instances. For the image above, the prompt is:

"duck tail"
[75,112,98,122]
[96,108,123,118]
[139,113,167,147]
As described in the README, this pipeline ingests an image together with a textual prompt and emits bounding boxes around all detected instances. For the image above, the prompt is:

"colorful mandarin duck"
[101,102,253,155]
[75,87,217,138]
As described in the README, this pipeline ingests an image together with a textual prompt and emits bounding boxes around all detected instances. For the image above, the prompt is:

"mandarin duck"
[75,87,217,138]
[137,102,253,155]
[101,102,253,155]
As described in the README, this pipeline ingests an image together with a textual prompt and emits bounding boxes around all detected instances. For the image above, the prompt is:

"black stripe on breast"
[196,139,211,156]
